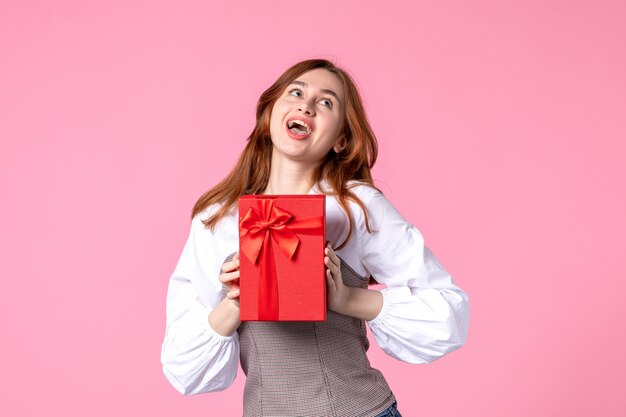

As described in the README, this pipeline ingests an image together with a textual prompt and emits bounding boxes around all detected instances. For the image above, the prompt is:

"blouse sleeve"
[160,210,240,395]
[360,191,470,364]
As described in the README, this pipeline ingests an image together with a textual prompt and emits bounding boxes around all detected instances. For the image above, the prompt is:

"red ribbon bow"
[239,198,324,320]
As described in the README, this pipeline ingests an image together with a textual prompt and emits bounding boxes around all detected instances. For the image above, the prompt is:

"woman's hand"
[325,242,352,314]
[209,252,241,336]
[324,242,384,321]
[220,252,241,303]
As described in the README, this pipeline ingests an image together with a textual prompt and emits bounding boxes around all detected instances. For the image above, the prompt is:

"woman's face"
[268,68,346,165]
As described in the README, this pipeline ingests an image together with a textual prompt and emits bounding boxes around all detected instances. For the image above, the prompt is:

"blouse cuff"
[172,302,238,349]
[367,285,408,328]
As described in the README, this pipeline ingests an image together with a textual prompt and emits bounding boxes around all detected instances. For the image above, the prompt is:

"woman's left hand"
[325,242,352,314]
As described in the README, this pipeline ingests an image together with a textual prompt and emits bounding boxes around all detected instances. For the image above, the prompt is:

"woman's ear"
[332,135,347,154]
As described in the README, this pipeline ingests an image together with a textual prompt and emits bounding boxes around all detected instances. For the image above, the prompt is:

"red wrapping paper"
[238,194,326,321]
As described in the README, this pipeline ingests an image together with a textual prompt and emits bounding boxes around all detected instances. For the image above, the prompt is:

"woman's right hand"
[209,252,242,336]
[219,251,240,301]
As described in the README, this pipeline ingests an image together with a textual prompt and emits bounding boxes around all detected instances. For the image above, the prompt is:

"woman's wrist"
[336,287,383,321]
[208,297,241,337]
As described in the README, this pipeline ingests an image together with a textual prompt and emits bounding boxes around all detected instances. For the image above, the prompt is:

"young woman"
[161,59,470,417]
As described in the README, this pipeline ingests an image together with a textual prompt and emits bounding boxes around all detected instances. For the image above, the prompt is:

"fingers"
[324,243,340,276]
[221,252,241,300]
[221,269,240,300]
[324,242,342,298]
[220,269,240,284]
[325,242,340,266]
[326,268,336,291]
[226,288,240,300]
[220,257,240,290]
[324,256,339,278]
[221,256,240,273]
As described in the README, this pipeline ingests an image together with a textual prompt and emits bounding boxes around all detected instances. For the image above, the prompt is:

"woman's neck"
[261,153,316,195]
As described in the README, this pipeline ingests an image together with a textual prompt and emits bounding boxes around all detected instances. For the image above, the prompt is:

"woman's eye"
[288,88,302,97]
[287,88,332,109]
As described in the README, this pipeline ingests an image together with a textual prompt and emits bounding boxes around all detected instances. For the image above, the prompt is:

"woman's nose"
[298,101,315,116]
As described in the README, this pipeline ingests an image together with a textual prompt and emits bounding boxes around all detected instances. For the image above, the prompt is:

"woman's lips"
[285,122,312,140]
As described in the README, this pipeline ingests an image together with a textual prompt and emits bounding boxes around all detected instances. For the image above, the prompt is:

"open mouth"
[286,119,312,136]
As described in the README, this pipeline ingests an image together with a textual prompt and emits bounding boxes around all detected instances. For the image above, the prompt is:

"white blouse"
[160,180,470,395]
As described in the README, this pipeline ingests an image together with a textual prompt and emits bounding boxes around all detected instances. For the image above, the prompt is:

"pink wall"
[1,1,625,416]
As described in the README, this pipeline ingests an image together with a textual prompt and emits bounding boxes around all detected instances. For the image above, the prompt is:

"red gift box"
[238,194,326,321]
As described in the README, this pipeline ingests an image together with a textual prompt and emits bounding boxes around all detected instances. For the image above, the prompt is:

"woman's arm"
[161,212,240,395]
[358,191,470,364]
[325,243,383,321]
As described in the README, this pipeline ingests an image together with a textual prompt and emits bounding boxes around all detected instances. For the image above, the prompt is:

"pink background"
[1,1,624,416]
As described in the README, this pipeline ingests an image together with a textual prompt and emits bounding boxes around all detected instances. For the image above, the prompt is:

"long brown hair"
[192,58,381,251]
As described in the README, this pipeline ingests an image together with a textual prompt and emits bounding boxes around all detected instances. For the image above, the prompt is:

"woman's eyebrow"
[290,80,342,104]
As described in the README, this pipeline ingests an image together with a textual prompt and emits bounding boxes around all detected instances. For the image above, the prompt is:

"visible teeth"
[288,119,311,134]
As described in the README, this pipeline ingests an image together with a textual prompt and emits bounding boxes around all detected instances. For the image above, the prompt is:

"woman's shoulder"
[345,179,384,203]
[317,178,381,197]
[315,179,386,213]
[192,200,237,231]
